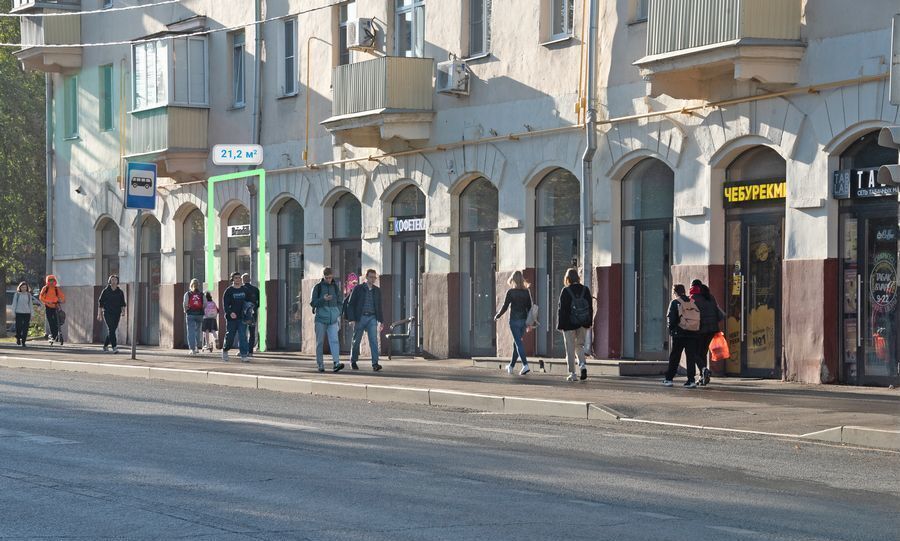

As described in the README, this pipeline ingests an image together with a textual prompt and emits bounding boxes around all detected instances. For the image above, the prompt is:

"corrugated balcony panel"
[19,12,79,47]
[332,56,433,117]
[167,107,208,150]
[128,106,208,155]
[647,0,799,57]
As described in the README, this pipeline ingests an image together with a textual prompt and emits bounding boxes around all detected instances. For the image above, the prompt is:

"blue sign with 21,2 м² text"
[125,162,158,210]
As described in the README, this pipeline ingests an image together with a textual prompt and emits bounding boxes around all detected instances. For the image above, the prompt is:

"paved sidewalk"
[1,342,898,447]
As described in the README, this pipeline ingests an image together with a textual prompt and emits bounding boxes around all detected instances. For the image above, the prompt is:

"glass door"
[278,248,303,350]
[844,215,900,385]
[460,234,496,357]
[392,236,424,355]
[140,255,161,346]
[725,215,782,377]
[623,223,671,359]
[536,227,579,357]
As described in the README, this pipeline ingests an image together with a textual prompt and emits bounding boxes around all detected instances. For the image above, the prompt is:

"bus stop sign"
[125,162,158,210]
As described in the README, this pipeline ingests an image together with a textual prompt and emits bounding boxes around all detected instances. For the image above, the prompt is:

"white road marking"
[0,428,78,445]
[390,418,561,439]
[635,511,679,520]
[222,418,378,439]
[706,525,768,537]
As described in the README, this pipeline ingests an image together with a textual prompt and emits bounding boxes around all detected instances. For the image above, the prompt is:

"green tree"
[0,0,47,335]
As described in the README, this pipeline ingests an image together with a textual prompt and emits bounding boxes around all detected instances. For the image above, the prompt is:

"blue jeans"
[185,314,203,351]
[350,314,380,366]
[315,320,341,369]
[509,318,529,368]
[223,318,249,356]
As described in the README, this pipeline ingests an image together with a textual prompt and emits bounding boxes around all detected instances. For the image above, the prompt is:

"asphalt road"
[1,367,897,540]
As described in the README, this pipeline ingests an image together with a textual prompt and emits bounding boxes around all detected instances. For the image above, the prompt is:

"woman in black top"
[97,274,126,353]
[495,270,533,375]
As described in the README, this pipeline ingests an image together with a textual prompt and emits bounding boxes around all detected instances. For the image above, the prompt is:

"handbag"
[525,288,539,327]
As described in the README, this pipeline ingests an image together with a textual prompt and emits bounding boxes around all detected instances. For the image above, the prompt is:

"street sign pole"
[131,208,143,360]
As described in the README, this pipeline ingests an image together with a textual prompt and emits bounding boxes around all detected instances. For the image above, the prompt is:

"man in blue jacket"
[222,272,250,362]
[345,268,383,371]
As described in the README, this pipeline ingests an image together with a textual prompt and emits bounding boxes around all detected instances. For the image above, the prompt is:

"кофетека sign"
[388,216,427,236]
[723,179,786,208]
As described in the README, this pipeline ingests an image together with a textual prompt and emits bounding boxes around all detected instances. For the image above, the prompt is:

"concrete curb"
[2,354,898,451]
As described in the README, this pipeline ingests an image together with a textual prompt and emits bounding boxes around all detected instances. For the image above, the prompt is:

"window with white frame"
[468,0,491,56]
[550,0,574,39]
[338,1,356,66]
[63,75,78,138]
[395,0,425,57]
[282,18,298,95]
[172,36,208,106]
[133,40,166,109]
[99,64,113,131]
[231,31,245,107]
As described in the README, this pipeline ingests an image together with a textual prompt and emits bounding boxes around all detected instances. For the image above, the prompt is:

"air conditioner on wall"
[436,57,470,96]
[346,18,376,50]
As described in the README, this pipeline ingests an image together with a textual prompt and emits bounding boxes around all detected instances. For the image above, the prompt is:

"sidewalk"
[1,342,898,449]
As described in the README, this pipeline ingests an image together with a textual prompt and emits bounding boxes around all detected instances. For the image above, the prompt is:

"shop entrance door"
[278,249,303,350]
[536,227,579,357]
[140,254,161,346]
[725,215,783,377]
[460,233,496,357]
[840,212,900,386]
[623,222,671,359]
[392,235,425,355]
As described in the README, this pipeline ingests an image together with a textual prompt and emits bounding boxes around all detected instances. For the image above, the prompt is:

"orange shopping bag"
[709,331,730,362]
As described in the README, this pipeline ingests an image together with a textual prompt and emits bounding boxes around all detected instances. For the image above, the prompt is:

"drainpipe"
[45,73,54,276]
[249,0,263,281]
[580,0,598,355]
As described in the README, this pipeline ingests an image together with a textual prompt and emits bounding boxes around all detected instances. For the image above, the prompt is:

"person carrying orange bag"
[39,274,66,345]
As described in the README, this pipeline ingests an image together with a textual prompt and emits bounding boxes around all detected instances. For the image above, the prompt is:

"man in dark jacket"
[222,272,250,362]
[97,274,126,354]
[664,284,700,388]
[557,268,593,382]
[345,268,383,371]
[242,273,261,356]
[691,280,724,386]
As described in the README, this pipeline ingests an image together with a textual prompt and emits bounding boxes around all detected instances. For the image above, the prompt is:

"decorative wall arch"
[708,135,784,170]
[604,116,686,172]
[811,78,899,150]
[444,143,507,191]
[371,153,435,200]
[606,148,678,181]
[697,97,806,164]
[86,182,125,230]
[824,120,895,156]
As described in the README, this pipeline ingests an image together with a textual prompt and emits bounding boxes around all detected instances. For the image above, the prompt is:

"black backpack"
[566,286,591,327]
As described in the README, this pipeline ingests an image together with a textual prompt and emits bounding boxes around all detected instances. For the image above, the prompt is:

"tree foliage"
[0,0,46,287]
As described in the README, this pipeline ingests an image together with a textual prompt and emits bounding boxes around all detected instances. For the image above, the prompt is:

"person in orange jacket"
[39,274,66,345]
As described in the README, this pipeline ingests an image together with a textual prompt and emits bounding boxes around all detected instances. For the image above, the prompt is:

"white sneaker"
[520,366,531,376]
[112,347,118,354]
[506,364,514,375]
[566,373,578,382]
[662,379,674,387]
[222,350,229,362]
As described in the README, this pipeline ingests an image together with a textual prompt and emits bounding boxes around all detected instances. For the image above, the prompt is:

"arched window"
[277,199,304,246]
[333,192,362,239]
[536,168,580,227]
[140,217,161,255]
[227,206,251,275]
[726,147,785,182]
[99,219,120,282]
[392,185,426,217]
[840,131,897,170]
[276,199,304,349]
[182,208,204,283]
[139,216,162,345]
[623,159,674,221]
[460,177,498,232]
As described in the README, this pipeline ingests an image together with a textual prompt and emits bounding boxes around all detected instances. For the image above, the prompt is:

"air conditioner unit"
[345,18,376,50]
[436,58,470,96]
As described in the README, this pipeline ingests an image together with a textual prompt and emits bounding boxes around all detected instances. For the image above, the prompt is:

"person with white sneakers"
[97,275,126,354]
[494,270,533,376]
[556,268,593,382]
[183,278,205,355]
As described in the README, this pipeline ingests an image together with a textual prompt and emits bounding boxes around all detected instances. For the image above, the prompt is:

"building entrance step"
[471,357,668,377]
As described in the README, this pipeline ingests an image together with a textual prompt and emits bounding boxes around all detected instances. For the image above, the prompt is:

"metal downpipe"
[581,0,598,356]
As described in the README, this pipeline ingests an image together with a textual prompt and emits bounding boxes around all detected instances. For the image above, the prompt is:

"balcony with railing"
[14,5,82,73]
[11,0,80,13]
[322,56,435,148]
[127,106,209,182]
[634,0,804,98]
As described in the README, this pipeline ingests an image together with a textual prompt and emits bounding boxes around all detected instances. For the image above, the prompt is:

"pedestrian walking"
[690,279,724,386]
[39,274,65,345]
[557,268,593,382]
[663,284,702,388]
[310,267,344,373]
[221,272,250,362]
[242,273,260,356]
[97,274,126,353]
[346,269,384,371]
[183,278,205,355]
[494,270,533,376]
[202,292,219,352]
[12,282,36,347]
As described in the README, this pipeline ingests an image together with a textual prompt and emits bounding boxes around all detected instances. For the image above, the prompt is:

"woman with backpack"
[202,291,220,353]
[494,270,533,376]
[39,274,65,345]
[557,268,593,382]
[690,279,725,386]
[183,279,205,355]
[12,282,36,347]
[663,284,701,388]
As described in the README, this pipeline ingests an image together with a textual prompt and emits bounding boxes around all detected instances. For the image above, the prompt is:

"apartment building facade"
[14,0,900,386]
